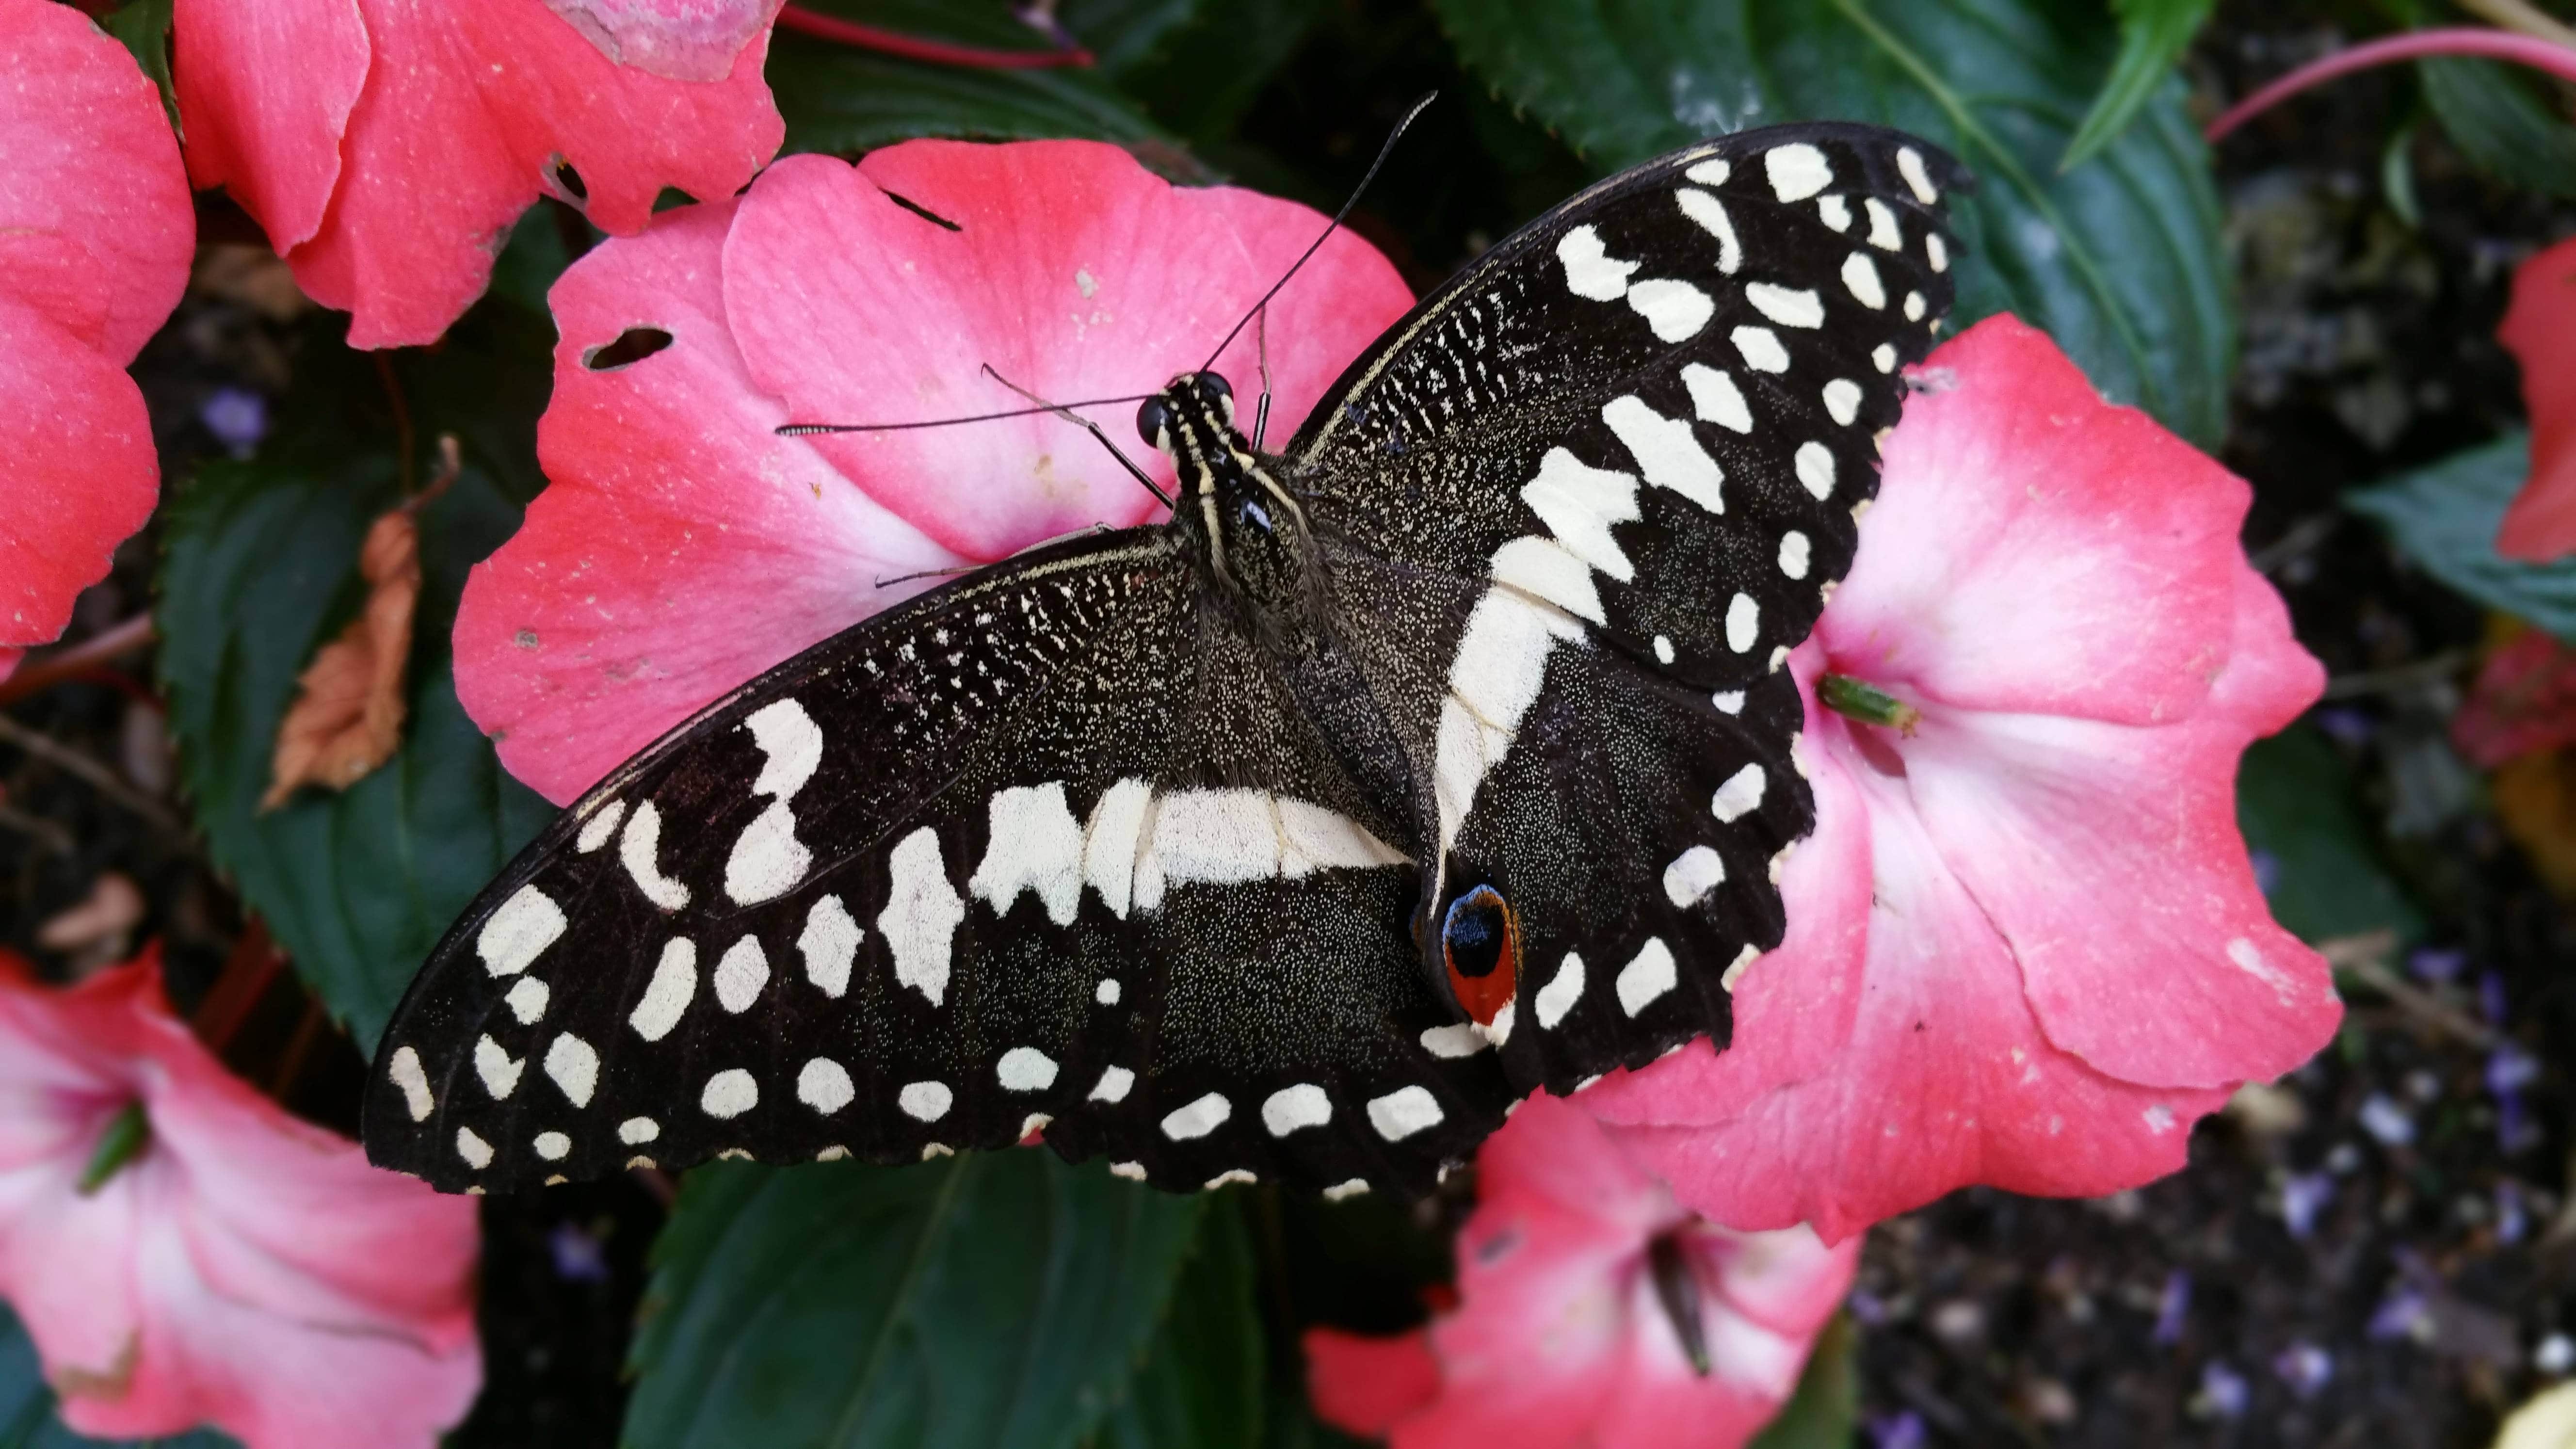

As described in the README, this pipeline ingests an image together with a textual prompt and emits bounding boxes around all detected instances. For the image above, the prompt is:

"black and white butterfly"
[364,122,1964,1199]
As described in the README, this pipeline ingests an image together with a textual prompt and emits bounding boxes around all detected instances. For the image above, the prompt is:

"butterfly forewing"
[1283,122,1963,1081]
[366,529,1512,1194]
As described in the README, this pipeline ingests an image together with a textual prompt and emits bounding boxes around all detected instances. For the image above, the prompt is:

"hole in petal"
[549,156,590,202]
[582,328,674,371]
[878,188,963,232]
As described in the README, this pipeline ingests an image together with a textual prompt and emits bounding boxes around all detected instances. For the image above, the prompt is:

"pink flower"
[1304,1095,1855,1449]
[0,948,481,1448]
[2496,238,2576,562]
[1582,316,2342,1242]
[453,138,1412,804]
[0,0,192,679]
[173,0,788,348]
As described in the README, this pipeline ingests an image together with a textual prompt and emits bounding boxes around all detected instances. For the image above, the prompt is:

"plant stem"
[773,6,1092,69]
[2208,27,2576,141]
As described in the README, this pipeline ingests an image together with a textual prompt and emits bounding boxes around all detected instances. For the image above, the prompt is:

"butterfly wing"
[1283,122,1964,1089]
[364,529,1510,1196]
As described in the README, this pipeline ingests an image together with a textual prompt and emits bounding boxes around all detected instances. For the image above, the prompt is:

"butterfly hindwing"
[365,529,1511,1194]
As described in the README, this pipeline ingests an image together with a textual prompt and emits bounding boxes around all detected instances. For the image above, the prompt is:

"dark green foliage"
[2349,434,2576,640]
[625,1156,1207,1449]
[2238,726,2429,948]
[0,1306,238,1449]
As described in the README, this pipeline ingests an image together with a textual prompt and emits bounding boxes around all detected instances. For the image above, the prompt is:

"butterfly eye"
[1440,884,1519,1026]
[1193,371,1232,402]
[1136,396,1172,445]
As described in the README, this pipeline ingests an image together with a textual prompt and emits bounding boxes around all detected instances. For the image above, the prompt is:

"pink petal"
[1580,655,1872,1127]
[0,953,481,1448]
[0,0,193,363]
[723,142,1409,559]
[284,0,784,349]
[1305,1327,1442,1437]
[2497,238,2576,562]
[1696,1222,1860,1342]
[173,0,370,253]
[540,0,782,81]
[1608,731,2229,1242]
[1904,567,2337,1091]
[455,199,966,804]
[1819,317,2250,727]
[0,301,161,652]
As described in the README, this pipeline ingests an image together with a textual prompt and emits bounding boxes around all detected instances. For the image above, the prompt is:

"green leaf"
[1747,1315,1860,1449]
[768,1,1181,162]
[2346,433,2576,637]
[99,0,177,130]
[0,1305,239,1449]
[2418,55,2576,199]
[1064,0,1327,141]
[1089,1198,1267,1449]
[1426,0,2238,445]
[2058,0,2215,171]
[2237,725,2428,947]
[627,1155,1208,1449]
[157,456,554,1054]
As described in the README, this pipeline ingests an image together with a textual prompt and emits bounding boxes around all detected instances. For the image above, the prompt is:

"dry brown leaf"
[260,505,421,810]
[35,871,145,955]
[2491,749,2576,899]
[190,242,311,321]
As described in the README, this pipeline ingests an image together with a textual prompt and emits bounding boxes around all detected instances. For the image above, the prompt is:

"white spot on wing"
[1626,278,1714,341]
[544,1033,599,1107]
[1555,224,1637,300]
[1898,145,1938,204]
[1872,342,1898,373]
[1089,1066,1134,1103]
[1519,448,1641,580]
[1603,395,1724,513]
[1818,194,1852,230]
[456,1128,493,1169]
[1712,691,1745,714]
[1418,1024,1489,1058]
[1663,847,1726,907]
[899,1081,953,1121]
[619,803,690,911]
[1681,364,1753,434]
[1263,1084,1332,1135]
[1822,378,1863,426]
[1731,325,1789,373]
[1712,764,1768,822]
[880,827,964,1007]
[1722,943,1759,991]
[1794,442,1836,499]
[1780,531,1811,580]
[799,1059,854,1114]
[1653,635,1675,665]
[1841,253,1885,309]
[997,1046,1058,1092]
[479,886,565,977]
[1161,1092,1231,1141]
[1367,1086,1444,1142]
[1534,953,1585,1030]
[1095,978,1121,1006]
[575,798,625,853]
[713,935,770,1014]
[534,1131,570,1161]
[619,1116,659,1144]
[968,782,1086,925]
[1903,291,1926,322]
[389,1046,433,1121]
[628,938,697,1042]
[1865,197,1902,251]
[701,1069,758,1119]
[1080,778,1152,918]
[1615,938,1679,1015]
[1925,232,1948,273]
[1746,283,1824,329]
[1764,143,1832,201]
[1684,158,1730,186]
[798,895,860,998]
[1725,594,1759,653]
[504,976,550,1025]
[1491,537,1604,623]
[724,699,824,905]
[475,1035,522,1099]
[1674,187,1741,274]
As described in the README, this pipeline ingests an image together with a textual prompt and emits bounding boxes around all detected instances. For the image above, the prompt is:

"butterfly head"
[1135,371,1238,457]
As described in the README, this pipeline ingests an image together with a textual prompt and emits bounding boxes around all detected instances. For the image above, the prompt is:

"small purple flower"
[2199,1360,2251,1418]
[2250,849,2281,896]
[2153,1269,2191,1346]
[2358,1093,2415,1146]
[2367,1286,2430,1341]
[2482,970,2510,1027]
[547,1220,610,1283]
[2499,1181,2530,1245]
[199,386,268,459]
[2500,1094,2544,1155]
[2489,1044,2541,1096]
[2407,947,2467,985]
[1869,1411,1927,1449]
[2313,707,2375,746]
[2274,1341,2333,1398]
[2282,1172,2335,1238]
[1846,1288,1888,1326]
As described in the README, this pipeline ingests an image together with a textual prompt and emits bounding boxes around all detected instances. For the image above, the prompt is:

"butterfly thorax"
[1140,371,1323,639]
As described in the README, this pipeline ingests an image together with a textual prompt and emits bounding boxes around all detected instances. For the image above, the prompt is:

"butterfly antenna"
[1199,91,1436,374]
[777,394,1159,437]
[979,364,1175,511]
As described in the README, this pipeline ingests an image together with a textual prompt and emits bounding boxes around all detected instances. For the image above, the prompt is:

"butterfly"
[364,121,1963,1198]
